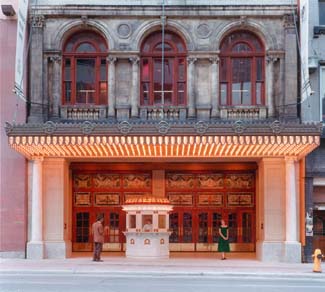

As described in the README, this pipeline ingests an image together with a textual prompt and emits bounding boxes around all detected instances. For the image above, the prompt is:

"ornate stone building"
[4,0,322,262]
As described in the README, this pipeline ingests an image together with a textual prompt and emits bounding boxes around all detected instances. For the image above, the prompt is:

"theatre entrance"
[71,163,256,252]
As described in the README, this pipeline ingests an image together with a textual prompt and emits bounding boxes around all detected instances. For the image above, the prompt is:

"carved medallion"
[117,23,132,38]
[196,23,212,39]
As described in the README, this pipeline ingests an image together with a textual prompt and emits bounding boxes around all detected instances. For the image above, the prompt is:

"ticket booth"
[123,196,173,258]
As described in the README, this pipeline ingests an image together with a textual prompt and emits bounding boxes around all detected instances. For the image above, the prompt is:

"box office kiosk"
[123,196,173,258]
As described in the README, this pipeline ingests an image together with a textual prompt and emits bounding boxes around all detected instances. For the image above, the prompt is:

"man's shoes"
[97,259,104,262]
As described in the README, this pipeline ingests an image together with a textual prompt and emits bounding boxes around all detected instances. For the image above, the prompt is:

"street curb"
[1,269,325,280]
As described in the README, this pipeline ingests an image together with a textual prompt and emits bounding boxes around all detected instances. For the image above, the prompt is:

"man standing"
[92,214,104,262]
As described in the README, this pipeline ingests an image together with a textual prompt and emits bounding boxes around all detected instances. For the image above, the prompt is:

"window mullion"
[252,57,256,105]
[72,56,76,104]
[149,57,154,106]
[228,57,232,106]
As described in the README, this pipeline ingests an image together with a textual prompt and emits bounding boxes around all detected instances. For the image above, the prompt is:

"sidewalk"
[1,252,325,280]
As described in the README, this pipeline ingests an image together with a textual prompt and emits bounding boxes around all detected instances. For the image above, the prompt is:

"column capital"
[187,57,197,65]
[209,56,219,64]
[129,56,140,65]
[107,56,117,64]
[31,15,45,28]
[283,14,296,29]
[49,55,62,64]
[266,55,279,64]
[285,156,298,163]
[31,156,44,162]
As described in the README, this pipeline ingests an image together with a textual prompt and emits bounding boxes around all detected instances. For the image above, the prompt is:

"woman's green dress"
[218,226,230,252]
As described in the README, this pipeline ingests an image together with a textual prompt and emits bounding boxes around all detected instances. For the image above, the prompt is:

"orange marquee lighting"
[8,134,320,159]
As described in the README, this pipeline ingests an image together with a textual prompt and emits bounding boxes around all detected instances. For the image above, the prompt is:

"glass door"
[95,209,124,251]
[196,211,222,251]
[169,209,194,251]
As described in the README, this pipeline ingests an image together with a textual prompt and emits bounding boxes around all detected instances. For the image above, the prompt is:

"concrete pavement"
[1,252,325,280]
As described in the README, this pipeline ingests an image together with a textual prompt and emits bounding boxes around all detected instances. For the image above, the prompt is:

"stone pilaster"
[27,158,44,259]
[49,55,61,119]
[284,157,301,263]
[283,14,298,119]
[209,56,219,118]
[43,158,71,258]
[129,57,140,117]
[28,15,45,123]
[266,53,279,118]
[187,57,197,118]
[107,56,117,117]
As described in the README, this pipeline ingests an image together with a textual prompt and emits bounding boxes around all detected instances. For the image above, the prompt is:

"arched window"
[219,31,265,106]
[140,31,187,106]
[62,31,108,105]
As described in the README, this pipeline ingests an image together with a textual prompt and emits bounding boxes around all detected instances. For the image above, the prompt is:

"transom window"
[219,31,265,106]
[62,31,108,105]
[140,31,187,106]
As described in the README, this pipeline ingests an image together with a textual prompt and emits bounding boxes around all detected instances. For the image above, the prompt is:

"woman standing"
[218,219,230,260]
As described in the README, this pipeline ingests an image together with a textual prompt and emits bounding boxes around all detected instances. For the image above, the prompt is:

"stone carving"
[270,120,283,134]
[196,23,212,39]
[81,121,95,134]
[107,56,117,64]
[233,120,246,134]
[49,55,61,64]
[209,57,219,64]
[118,121,132,135]
[4,122,13,134]
[187,57,197,65]
[156,120,170,135]
[195,121,209,135]
[81,15,88,26]
[117,23,132,38]
[42,121,57,134]
[31,15,45,28]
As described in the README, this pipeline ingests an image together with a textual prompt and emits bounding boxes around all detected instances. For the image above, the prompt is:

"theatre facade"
[5,0,322,262]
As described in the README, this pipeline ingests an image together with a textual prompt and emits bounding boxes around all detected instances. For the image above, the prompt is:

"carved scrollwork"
[118,121,132,135]
[195,121,209,135]
[42,121,57,134]
[270,120,283,134]
[156,120,170,135]
[233,120,246,134]
[81,121,95,134]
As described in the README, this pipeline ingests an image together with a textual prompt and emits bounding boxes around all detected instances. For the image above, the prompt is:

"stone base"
[256,240,302,263]
[256,240,283,262]
[26,241,44,259]
[125,232,170,258]
[284,241,301,263]
[0,251,25,259]
[44,241,71,259]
